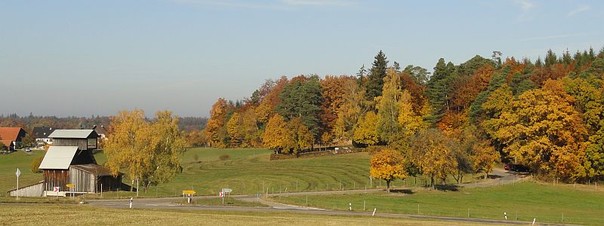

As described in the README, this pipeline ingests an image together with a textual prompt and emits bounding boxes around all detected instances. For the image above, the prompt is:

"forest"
[204,48,604,183]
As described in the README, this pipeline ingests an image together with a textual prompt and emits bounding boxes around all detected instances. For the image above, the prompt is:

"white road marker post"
[16,168,21,200]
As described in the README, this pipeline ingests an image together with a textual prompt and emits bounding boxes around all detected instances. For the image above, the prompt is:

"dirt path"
[460,168,529,189]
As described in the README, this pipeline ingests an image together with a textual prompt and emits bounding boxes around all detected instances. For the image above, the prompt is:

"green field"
[0,204,492,226]
[1,148,478,198]
[99,148,382,197]
[272,181,604,225]
[0,150,46,194]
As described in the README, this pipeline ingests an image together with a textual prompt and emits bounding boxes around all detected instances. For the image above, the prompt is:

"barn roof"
[39,146,79,170]
[49,129,97,139]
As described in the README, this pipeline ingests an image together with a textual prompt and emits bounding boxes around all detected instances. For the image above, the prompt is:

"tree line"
[205,48,604,183]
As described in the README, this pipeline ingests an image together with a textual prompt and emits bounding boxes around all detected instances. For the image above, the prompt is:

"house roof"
[49,129,98,139]
[39,146,79,170]
[33,127,57,139]
[0,127,25,147]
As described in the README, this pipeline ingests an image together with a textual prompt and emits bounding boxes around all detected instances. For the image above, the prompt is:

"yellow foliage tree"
[370,149,407,192]
[409,129,458,188]
[398,90,426,137]
[284,117,314,156]
[104,110,186,190]
[332,78,364,143]
[262,114,288,153]
[226,112,242,146]
[353,111,379,146]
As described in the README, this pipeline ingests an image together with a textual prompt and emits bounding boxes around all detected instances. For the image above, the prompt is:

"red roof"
[0,127,24,147]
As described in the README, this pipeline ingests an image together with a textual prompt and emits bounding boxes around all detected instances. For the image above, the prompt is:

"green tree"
[276,75,323,140]
[365,50,389,102]
[426,58,456,125]
[403,65,430,85]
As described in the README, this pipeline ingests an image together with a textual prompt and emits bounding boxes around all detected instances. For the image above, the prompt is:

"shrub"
[31,156,43,173]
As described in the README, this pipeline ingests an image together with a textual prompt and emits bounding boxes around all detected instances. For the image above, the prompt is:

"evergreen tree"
[276,75,323,140]
[365,50,389,102]
[426,58,455,125]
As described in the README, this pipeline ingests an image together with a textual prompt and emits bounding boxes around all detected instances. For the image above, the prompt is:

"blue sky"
[1,0,603,117]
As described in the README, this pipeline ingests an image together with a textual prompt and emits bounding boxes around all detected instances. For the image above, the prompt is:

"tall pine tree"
[365,50,389,103]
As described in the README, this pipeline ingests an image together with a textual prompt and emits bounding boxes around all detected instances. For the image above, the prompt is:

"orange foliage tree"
[483,80,587,182]
[204,98,231,148]
[370,149,407,192]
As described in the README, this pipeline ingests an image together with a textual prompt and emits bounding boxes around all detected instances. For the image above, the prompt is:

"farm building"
[29,129,122,196]
[32,126,57,146]
[0,127,26,151]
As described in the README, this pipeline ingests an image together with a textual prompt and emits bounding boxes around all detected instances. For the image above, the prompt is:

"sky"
[1,0,603,118]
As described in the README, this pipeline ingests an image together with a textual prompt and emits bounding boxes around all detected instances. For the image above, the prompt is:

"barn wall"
[43,170,69,191]
[69,167,95,192]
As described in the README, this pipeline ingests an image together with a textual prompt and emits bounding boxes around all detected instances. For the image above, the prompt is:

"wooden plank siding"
[69,167,95,192]
[43,170,69,191]
[68,165,122,193]
[52,138,97,151]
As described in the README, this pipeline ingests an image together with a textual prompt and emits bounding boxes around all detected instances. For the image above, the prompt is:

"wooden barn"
[37,129,121,196]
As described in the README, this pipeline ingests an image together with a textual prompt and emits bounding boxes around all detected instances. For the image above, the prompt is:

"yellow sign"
[182,190,196,195]
[66,183,75,188]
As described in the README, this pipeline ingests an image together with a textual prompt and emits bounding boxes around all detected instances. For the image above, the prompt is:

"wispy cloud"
[514,0,535,11]
[567,4,590,17]
[511,0,536,22]
[170,0,355,9]
[519,33,589,42]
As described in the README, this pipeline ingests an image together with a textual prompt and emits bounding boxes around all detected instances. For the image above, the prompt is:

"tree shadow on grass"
[487,174,503,179]
[434,184,459,191]
[389,188,414,194]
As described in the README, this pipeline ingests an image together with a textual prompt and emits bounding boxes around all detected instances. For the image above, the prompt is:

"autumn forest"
[204,48,604,184]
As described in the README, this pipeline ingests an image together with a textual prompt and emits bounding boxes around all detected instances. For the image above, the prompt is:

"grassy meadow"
[0,150,46,194]
[272,181,604,225]
[1,147,485,198]
[118,148,377,197]
[2,148,603,225]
